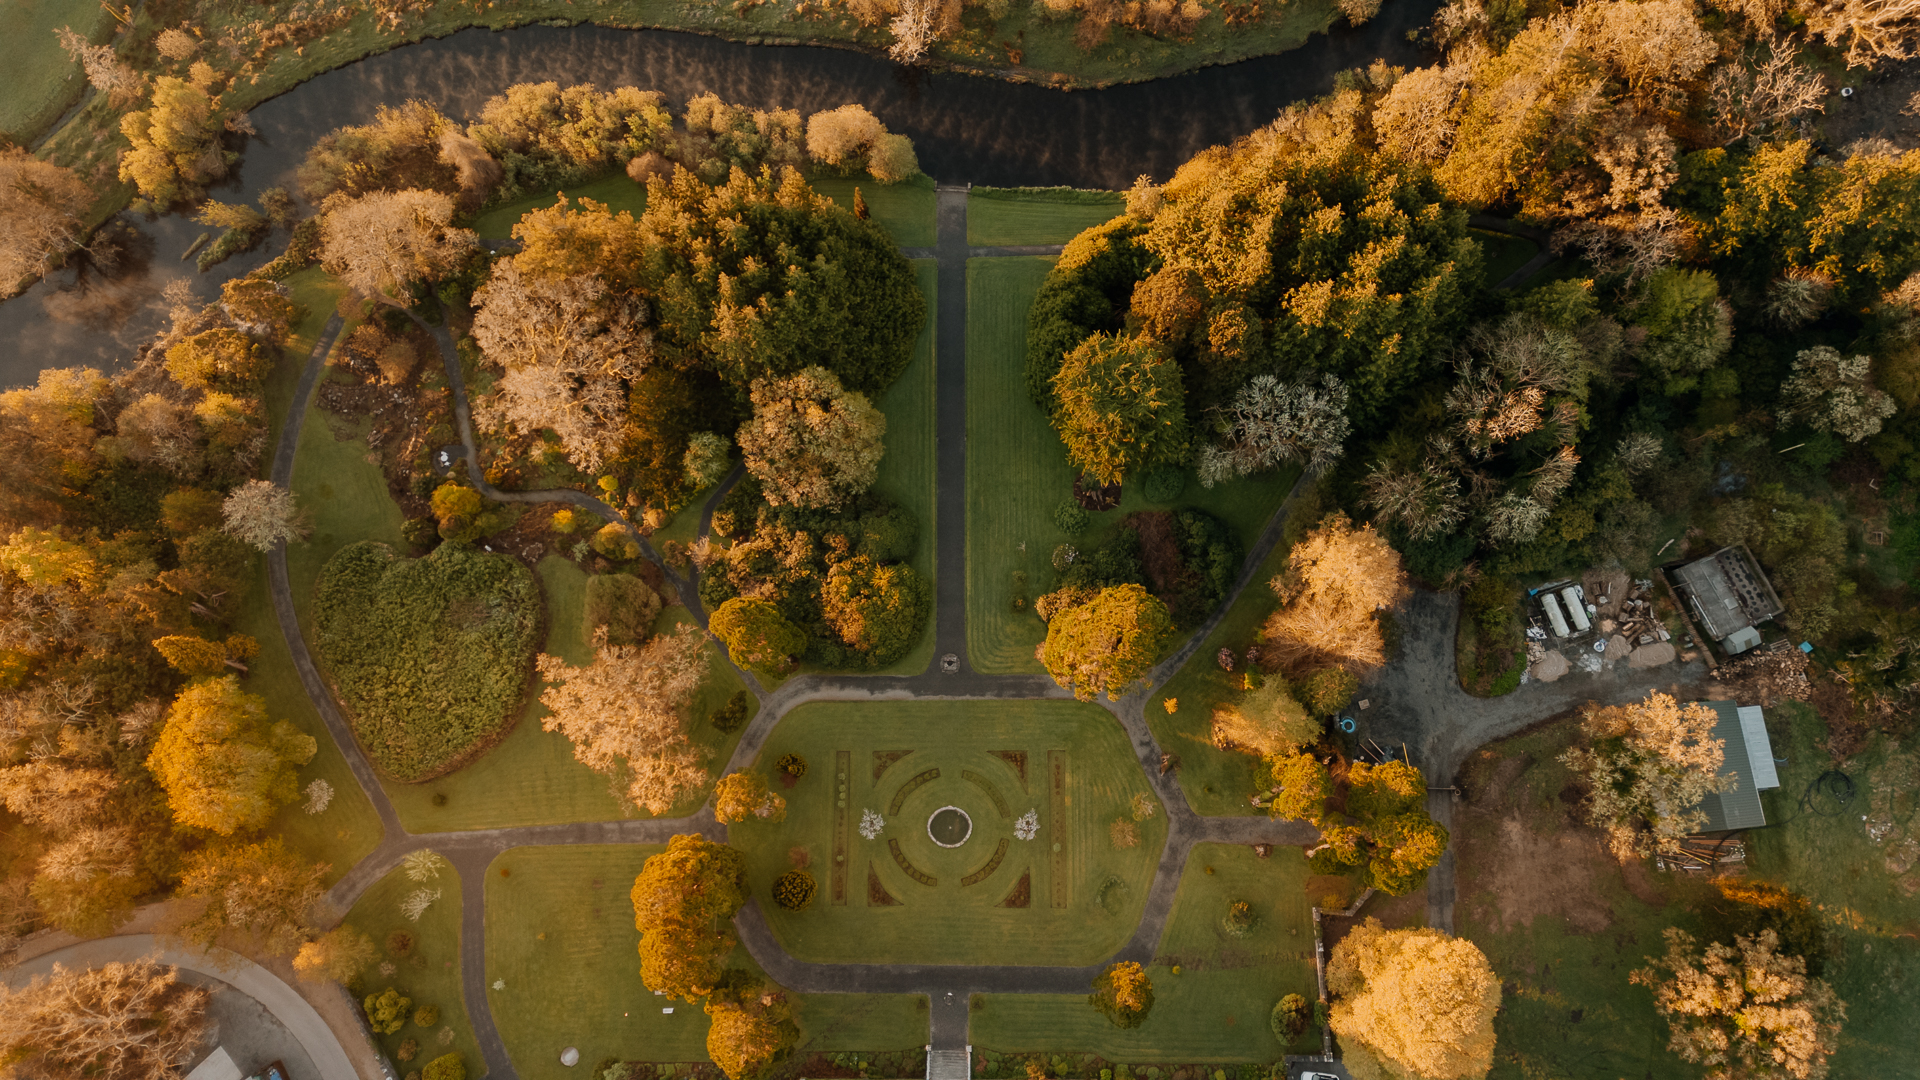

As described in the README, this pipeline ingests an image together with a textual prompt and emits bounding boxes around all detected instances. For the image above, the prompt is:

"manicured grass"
[968,189,1126,247]
[965,257,1295,674]
[809,173,936,248]
[485,845,928,1076]
[734,700,1165,966]
[342,859,481,1075]
[243,556,385,885]
[973,843,1314,1061]
[0,0,109,143]
[386,563,754,831]
[1471,229,1541,288]
[472,172,649,239]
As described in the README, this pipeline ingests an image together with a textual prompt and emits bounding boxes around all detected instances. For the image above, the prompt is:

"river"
[0,9,1437,387]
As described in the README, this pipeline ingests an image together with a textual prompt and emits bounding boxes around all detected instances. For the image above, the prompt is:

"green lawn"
[0,0,110,143]
[343,859,481,1075]
[809,173,936,248]
[485,844,927,1077]
[1471,229,1542,288]
[472,172,649,239]
[733,700,1165,966]
[968,189,1126,247]
[965,257,1295,674]
[973,843,1314,1061]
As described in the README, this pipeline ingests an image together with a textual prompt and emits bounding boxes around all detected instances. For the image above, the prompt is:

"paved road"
[268,189,1328,1077]
[2,935,359,1080]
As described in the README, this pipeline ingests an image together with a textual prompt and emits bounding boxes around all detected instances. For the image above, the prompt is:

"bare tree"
[889,0,939,62]
[222,480,308,552]
[1803,0,1920,66]
[1363,458,1467,541]
[319,189,476,304]
[1708,37,1828,143]
[0,150,94,293]
[536,625,711,815]
[1199,373,1351,487]
[0,956,211,1080]
[53,27,146,104]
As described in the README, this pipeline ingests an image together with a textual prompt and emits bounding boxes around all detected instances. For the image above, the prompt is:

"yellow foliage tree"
[630,834,749,1001]
[705,989,798,1080]
[1560,691,1728,861]
[536,625,710,815]
[1631,927,1844,1080]
[146,675,316,835]
[1328,918,1501,1080]
[119,75,230,207]
[1261,512,1408,671]
[293,925,377,984]
[713,770,786,824]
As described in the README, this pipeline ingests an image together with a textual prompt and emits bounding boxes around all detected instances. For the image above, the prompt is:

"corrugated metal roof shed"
[1672,546,1784,643]
[1696,700,1780,833]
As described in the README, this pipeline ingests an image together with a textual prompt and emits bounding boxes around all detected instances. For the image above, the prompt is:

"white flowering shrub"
[858,809,885,839]
[401,887,441,922]
[303,778,334,814]
[1014,810,1039,841]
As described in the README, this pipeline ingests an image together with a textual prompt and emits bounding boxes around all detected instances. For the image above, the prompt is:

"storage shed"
[1671,545,1783,655]
[1693,701,1781,832]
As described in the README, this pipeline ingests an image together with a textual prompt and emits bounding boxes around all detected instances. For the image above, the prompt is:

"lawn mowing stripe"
[1050,749,1068,909]
[833,749,851,905]
[963,769,1012,818]
[888,838,937,886]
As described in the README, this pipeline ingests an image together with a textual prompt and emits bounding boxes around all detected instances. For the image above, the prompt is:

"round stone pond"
[927,806,972,848]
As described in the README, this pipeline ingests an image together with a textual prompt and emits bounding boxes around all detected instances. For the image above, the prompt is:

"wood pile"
[1658,836,1747,872]
[1714,645,1813,706]
[1604,579,1671,647]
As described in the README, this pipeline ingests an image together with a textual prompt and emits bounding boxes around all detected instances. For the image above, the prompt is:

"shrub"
[422,1053,466,1080]
[1224,899,1258,937]
[777,753,807,778]
[397,1039,420,1063]
[413,1003,439,1028]
[591,522,641,561]
[365,988,412,1035]
[1299,667,1359,717]
[1142,467,1185,503]
[314,542,541,781]
[551,508,580,534]
[1052,500,1090,536]
[710,690,751,733]
[386,930,414,957]
[1271,994,1310,1040]
[773,870,817,910]
[583,573,661,647]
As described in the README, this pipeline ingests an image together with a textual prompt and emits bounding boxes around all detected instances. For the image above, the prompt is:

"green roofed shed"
[1695,700,1781,833]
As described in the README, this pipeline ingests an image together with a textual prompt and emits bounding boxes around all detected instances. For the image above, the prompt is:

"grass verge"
[472,172,649,239]
[968,188,1126,247]
[973,842,1314,1061]
[343,859,481,1074]
[733,699,1165,966]
[810,173,937,248]
[0,0,109,143]
[485,844,927,1077]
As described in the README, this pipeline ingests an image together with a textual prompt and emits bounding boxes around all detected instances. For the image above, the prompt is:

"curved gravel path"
[268,189,1320,1079]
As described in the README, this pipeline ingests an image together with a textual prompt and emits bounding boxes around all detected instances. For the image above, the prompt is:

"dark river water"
[0,8,1436,387]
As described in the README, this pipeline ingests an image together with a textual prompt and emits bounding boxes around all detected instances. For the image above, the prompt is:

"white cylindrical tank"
[1562,586,1592,632]
[1542,593,1571,637]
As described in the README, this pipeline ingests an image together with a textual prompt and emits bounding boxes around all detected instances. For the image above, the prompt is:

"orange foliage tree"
[630,834,750,1001]
[1260,513,1409,672]
[1328,918,1501,1080]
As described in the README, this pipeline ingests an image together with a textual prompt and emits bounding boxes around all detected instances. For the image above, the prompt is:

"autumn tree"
[1261,513,1409,671]
[220,278,300,349]
[1039,583,1172,701]
[1632,928,1845,1080]
[164,327,271,393]
[713,770,786,824]
[119,72,231,207]
[1088,961,1155,1028]
[0,150,93,292]
[1050,333,1189,487]
[319,188,476,304]
[1803,0,1920,67]
[710,598,808,679]
[630,834,750,1001]
[152,632,257,676]
[705,978,800,1080]
[0,956,210,1080]
[173,838,328,955]
[293,925,378,984]
[736,366,886,510]
[1328,919,1501,1080]
[471,252,653,475]
[1561,691,1729,861]
[1211,677,1320,758]
[536,624,710,815]
[54,26,146,103]
[820,555,928,667]
[1199,373,1352,487]
[1261,751,1331,825]
[222,480,307,552]
[803,104,919,183]
[147,675,316,835]
[1779,346,1897,441]
[1312,760,1450,895]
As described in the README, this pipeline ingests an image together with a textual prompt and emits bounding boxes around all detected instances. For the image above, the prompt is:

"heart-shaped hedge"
[315,541,541,781]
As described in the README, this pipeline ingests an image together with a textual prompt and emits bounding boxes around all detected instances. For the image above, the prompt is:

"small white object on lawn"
[663,1007,674,1014]
[561,1048,580,1067]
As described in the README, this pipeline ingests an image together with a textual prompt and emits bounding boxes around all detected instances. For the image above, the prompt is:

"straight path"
[267,190,1328,1078]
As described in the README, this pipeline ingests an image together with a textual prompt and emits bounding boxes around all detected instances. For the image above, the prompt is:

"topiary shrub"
[1271,993,1309,1041]
[1299,666,1358,717]
[591,522,641,561]
[582,572,661,647]
[364,988,412,1035]
[773,870,817,910]
[710,690,751,733]
[412,1003,439,1028]
[1142,467,1185,503]
[422,1052,466,1080]
[551,508,581,534]
[776,753,807,778]
[1052,500,1089,536]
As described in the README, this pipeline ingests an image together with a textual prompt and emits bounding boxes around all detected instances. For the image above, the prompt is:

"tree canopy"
[146,676,316,836]
[1328,918,1501,1080]
[1039,583,1172,701]
[1632,927,1845,1080]
[630,834,750,1001]
[1560,691,1728,861]
[536,624,710,815]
